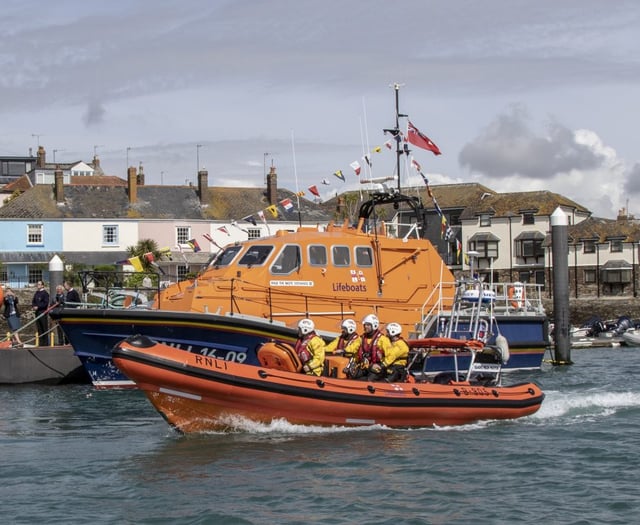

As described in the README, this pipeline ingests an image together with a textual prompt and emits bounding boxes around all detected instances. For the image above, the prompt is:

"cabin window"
[211,245,242,267]
[332,246,351,267]
[271,245,301,274]
[355,246,373,267]
[27,223,43,245]
[308,245,327,266]
[238,245,273,266]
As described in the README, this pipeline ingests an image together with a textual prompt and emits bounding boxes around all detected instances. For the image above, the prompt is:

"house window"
[177,265,189,280]
[27,224,43,244]
[516,239,544,257]
[28,267,43,283]
[583,240,596,254]
[584,269,596,283]
[308,245,327,266]
[176,226,190,245]
[0,268,7,282]
[449,213,461,226]
[610,240,623,253]
[601,269,631,284]
[102,225,119,245]
[247,228,261,240]
[469,240,499,259]
[479,214,491,227]
[523,213,535,225]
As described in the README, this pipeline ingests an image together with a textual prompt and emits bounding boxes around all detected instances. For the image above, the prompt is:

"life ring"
[508,282,525,309]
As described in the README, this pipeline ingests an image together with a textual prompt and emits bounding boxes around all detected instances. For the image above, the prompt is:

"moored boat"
[112,334,544,432]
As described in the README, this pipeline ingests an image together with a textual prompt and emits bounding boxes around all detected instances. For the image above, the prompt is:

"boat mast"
[393,82,403,194]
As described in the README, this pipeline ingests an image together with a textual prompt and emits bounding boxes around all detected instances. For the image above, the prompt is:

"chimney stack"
[93,155,100,168]
[37,146,46,168]
[197,169,208,203]
[266,165,277,204]
[54,168,64,203]
[127,166,137,204]
[137,162,145,186]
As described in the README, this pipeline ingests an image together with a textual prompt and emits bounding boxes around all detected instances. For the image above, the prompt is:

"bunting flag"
[266,204,278,218]
[295,190,305,197]
[410,157,422,172]
[231,220,248,234]
[407,121,441,155]
[350,161,361,175]
[372,146,382,153]
[217,226,230,236]
[257,210,267,223]
[363,154,371,167]
[308,185,320,197]
[243,215,257,226]
[440,215,447,239]
[143,252,155,263]
[159,247,172,260]
[187,238,201,252]
[321,179,330,185]
[128,256,144,272]
[203,233,223,250]
[150,260,166,275]
[115,258,129,265]
[333,170,345,182]
[456,239,461,261]
[280,198,294,212]
[384,140,393,150]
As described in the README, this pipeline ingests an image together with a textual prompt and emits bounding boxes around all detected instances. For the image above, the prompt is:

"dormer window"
[583,240,596,254]
[523,212,535,225]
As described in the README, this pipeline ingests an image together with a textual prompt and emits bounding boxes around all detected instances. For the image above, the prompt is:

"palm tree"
[126,239,161,272]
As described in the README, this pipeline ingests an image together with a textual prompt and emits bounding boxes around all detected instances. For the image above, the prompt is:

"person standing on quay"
[64,281,81,307]
[32,280,50,346]
[3,287,24,346]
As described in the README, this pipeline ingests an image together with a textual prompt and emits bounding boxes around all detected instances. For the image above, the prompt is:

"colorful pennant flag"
[280,198,294,212]
[217,226,230,236]
[308,185,320,198]
[203,233,223,250]
[384,140,393,150]
[295,191,305,197]
[350,161,361,175]
[333,170,345,182]
[372,146,382,153]
[243,215,257,226]
[411,157,422,171]
[266,205,278,218]
[321,179,330,185]
[128,256,143,272]
[257,210,267,223]
[150,260,166,275]
[187,238,201,252]
[143,252,155,263]
[363,154,371,167]
[407,121,441,155]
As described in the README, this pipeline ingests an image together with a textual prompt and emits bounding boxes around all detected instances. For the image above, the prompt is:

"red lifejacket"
[358,330,383,364]
[294,333,315,363]
[336,333,359,351]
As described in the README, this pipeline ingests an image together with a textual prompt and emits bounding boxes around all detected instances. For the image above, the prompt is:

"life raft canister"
[508,282,525,309]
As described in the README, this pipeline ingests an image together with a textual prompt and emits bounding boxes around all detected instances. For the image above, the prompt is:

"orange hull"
[113,336,544,433]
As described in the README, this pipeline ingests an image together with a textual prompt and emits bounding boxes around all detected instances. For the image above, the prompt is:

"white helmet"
[362,314,379,330]
[386,322,402,338]
[298,318,315,335]
[341,319,357,335]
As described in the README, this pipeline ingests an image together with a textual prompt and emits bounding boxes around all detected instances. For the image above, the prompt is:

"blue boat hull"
[52,308,549,388]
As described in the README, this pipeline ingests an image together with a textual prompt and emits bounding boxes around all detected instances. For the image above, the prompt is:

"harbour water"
[2,347,640,524]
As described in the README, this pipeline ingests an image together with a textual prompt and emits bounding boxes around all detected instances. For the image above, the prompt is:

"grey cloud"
[83,100,106,126]
[458,105,605,179]
[624,163,640,194]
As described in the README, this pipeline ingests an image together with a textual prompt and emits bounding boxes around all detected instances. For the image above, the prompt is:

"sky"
[2,0,640,219]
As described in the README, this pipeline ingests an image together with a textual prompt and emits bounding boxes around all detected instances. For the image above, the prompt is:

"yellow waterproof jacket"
[345,331,392,364]
[382,338,409,368]
[299,334,326,376]
[325,333,359,354]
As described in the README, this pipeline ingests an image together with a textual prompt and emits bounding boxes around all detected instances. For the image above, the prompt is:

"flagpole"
[393,82,402,194]
[291,129,302,227]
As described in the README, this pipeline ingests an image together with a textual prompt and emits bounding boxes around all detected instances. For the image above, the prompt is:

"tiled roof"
[2,174,33,192]
[0,182,333,222]
[568,216,640,243]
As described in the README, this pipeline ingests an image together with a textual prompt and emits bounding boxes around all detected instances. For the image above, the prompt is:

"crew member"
[325,319,358,355]
[294,318,326,376]
[344,313,392,381]
[382,322,410,382]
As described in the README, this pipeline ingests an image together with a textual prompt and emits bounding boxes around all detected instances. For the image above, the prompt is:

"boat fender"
[492,389,499,397]
[453,388,461,397]
[316,379,325,388]
[412,388,420,396]
[367,385,376,394]
[495,334,510,364]
[124,334,156,348]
